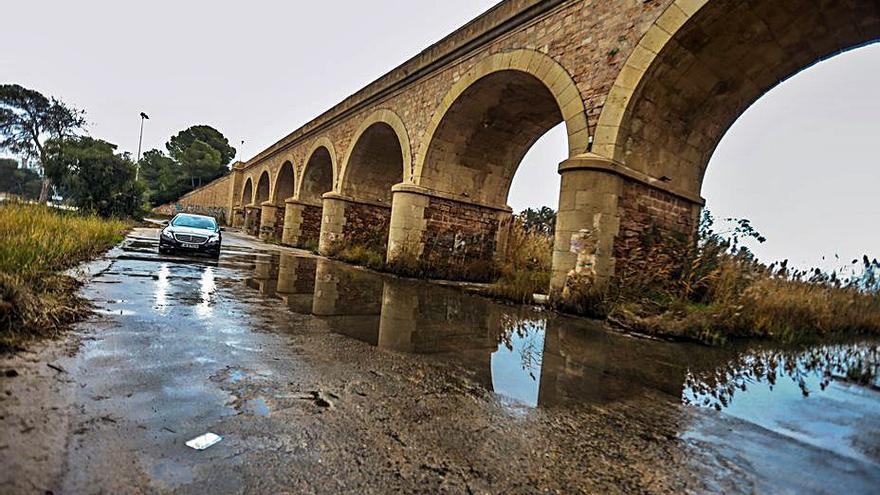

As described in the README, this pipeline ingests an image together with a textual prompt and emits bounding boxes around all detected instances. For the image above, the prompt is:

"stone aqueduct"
[165,0,880,299]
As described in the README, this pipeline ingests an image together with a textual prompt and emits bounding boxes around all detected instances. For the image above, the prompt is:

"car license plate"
[181,242,199,249]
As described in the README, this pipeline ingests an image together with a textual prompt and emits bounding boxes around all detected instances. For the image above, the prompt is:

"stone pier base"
[259,201,282,242]
[386,184,512,275]
[244,205,261,237]
[318,193,392,255]
[282,199,323,248]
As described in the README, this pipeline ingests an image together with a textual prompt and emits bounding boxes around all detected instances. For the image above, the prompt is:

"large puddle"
[241,251,880,463]
[120,235,880,469]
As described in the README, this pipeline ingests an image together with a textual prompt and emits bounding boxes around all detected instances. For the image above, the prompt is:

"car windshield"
[171,215,217,230]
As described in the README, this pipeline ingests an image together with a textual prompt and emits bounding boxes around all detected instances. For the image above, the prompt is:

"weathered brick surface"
[421,197,502,265]
[272,207,285,241]
[343,203,392,253]
[247,208,262,237]
[613,179,699,267]
[299,204,323,247]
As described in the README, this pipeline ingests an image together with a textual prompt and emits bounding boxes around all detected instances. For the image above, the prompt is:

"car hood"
[166,226,216,236]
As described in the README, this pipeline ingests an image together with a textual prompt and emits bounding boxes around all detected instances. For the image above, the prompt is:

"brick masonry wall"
[613,179,699,271]
[153,175,231,223]
[273,207,285,242]
[421,196,501,265]
[299,204,323,247]
[247,209,262,237]
[342,203,392,253]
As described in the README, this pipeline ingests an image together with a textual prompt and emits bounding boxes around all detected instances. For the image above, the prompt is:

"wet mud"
[1,228,878,493]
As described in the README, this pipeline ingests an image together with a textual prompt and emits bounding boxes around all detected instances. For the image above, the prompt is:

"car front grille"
[174,233,208,244]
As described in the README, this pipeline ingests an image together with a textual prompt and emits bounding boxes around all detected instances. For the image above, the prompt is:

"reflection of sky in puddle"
[490,320,545,407]
[683,344,880,464]
[154,264,170,314]
[196,267,216,319]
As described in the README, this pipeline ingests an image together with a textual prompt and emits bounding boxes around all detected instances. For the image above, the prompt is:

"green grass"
[0,203,129,349]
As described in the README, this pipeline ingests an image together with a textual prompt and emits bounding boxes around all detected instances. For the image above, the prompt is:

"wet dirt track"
[2,228,879,494]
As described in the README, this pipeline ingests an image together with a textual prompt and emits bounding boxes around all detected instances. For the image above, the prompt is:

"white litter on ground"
[185,432,222,450]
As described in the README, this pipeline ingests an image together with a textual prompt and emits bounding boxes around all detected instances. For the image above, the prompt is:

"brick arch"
[413,49,587,207]
[337,108,411,203]
[296,136,338,201]
[272,159,296,202]
[593,0,880,196]
[255,170,271,204]
[240,177,254,205]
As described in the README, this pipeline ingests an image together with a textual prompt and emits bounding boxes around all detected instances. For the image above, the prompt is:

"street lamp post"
[136,112,149,180]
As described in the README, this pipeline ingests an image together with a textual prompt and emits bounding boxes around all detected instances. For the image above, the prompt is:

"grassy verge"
[569,212,880,344]
[0,202,129,349]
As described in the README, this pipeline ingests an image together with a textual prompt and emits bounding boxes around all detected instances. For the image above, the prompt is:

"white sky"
[2,1,878,270]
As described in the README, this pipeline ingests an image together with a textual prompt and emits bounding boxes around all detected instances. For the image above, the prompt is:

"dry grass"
[604,212,880,344]
[0,202,128,349]
[490,218,553,303]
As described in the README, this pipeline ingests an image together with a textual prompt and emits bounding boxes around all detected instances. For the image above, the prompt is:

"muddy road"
[2,228,879,493]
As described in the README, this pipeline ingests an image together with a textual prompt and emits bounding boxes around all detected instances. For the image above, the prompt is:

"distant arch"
[241,177,254,205]
[298,142,336,204]
[255,170,270,204]
[273,160,296,202]
[413,49,586,206]
[413,48,588,195]
[298,137,338,195]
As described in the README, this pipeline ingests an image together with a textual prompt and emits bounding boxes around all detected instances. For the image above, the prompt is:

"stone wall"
[152,175,231,223]
[420,196,504,265]
[246,208,262,237]
[613,179,700,273]
[299,204,323,247]
[342,202,392,254]
[273,207,285,242]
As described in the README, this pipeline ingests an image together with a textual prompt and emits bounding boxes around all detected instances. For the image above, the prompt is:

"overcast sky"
[3,1,878,271]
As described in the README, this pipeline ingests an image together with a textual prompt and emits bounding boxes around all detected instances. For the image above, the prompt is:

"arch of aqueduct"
[162,0,880,300]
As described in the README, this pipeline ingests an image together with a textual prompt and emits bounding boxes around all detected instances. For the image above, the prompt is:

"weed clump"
[0,202,128,349]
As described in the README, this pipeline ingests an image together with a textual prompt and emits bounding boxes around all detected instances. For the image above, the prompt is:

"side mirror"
[220,227,226,232]
[160,220,169,226]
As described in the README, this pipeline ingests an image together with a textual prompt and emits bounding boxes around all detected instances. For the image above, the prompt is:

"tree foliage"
[140,125,236,206]
[45,137,143,217]
[0,84,86,201]
[166,125,234,188]
[519,206,556,236]
[0,158,42,200]
[139,149,182,206]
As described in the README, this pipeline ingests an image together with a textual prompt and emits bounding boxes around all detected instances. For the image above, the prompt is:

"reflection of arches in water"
[537,317,691,407]
[312,258,383,345]
[275,254,318,314]
[245,256,279,297]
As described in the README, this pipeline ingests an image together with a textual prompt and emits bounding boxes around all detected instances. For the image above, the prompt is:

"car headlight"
[160,229,173,239]
[207,234,220,243]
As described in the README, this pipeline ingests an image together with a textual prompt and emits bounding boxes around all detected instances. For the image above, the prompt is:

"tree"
[45,137,143,217]
[519,206,556,236]
[140,149,184,206]
[166,125,234,190]
[0,84,86,202]
[0,158,42,200]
